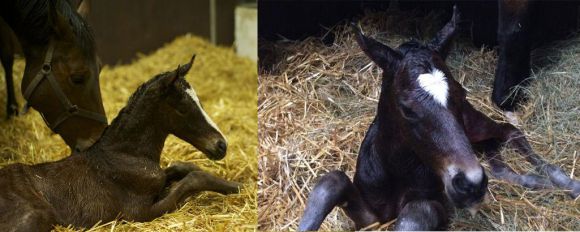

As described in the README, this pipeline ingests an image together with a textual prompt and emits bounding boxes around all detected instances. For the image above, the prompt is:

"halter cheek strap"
[23,41,107,131]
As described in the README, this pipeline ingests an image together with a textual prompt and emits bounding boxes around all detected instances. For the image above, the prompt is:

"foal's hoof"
[570,181,580,199]
[504,111,521,126]
[226,181,243,194]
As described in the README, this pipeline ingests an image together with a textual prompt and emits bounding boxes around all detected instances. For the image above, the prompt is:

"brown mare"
[0,55,241,231]
[298,6,579,231]
[0,0,106,151]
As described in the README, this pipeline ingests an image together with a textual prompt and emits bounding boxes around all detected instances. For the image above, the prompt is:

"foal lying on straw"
[299,6,579,231]
[0,55,241,231]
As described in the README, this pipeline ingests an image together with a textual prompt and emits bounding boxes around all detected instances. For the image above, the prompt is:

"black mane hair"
[1,0,95,56]
[106,72,174,129]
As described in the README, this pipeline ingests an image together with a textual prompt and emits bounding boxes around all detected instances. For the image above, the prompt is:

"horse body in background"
[400,0,580,114]
[480,0,578,114]
[298,6,579,231]
[0,56,240,231]
[0,0,106,151]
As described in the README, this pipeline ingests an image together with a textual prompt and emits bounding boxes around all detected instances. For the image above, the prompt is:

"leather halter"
[23,41,107,131]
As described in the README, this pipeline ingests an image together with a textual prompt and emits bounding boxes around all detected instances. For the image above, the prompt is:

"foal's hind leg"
[394,200,448,231]
[462,102,580,198]
[298,171,378,231]
[149,170,241,218]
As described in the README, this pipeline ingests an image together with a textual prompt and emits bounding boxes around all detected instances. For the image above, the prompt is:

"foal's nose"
[452,170,487,198]
[217,140,227,155]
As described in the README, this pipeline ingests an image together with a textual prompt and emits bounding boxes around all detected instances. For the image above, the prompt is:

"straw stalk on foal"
[298,6,579,231]
[0,55,241,231]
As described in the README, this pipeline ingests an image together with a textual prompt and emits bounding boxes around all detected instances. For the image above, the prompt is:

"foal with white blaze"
[298,6,579,231]
[0,55,240,231]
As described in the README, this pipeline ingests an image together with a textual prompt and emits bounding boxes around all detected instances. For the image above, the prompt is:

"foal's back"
[0,154,129,228]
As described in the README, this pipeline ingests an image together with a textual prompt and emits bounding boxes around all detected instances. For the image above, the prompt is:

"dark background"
[84,0,259,65]
[258,0,579,46]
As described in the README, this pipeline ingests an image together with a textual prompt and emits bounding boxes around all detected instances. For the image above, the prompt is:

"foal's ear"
[351,22,401,71]
[176,54,196,77]
[162,54,196,88]
[429,5,460,59]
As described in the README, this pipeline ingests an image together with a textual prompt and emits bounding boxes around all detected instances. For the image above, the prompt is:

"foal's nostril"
[217,140,227,154]
[452,172,472,194]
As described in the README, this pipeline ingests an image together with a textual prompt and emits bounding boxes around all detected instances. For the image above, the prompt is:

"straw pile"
[258,9,579,231]
[0,34,257,231]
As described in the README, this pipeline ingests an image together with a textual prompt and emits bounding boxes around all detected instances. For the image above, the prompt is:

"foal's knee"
[311,171,351,203]
[395,200,448,231]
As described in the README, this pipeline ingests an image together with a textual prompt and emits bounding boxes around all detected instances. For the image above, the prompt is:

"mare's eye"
[70,74,86,85]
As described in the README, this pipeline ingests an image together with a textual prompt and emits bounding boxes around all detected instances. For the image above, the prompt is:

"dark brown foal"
[0,55,241,231]
[299,6,579,231]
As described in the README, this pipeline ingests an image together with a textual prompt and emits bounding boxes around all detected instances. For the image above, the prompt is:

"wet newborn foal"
[0,55,241,231]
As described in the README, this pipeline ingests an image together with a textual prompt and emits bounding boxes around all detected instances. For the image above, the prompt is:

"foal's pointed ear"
[429,5,460,59]
[351,22,401,71]
[176,54,196,77]
[161,67,180,88]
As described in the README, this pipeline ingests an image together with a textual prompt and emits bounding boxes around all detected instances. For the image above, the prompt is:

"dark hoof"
[226,182,243,194]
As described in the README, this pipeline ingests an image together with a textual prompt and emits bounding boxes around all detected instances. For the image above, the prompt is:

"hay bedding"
[258,9,579,231]
[0,34,257,231]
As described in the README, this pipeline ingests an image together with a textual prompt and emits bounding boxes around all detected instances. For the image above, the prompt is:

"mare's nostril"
[217,140,227,154]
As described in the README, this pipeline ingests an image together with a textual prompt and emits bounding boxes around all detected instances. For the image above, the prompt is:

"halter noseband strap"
[23,40,107,131]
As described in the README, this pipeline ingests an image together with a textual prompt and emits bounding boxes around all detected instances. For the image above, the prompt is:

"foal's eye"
[399,104,419,121]
[176,108,187,116]
[70,74,86,85]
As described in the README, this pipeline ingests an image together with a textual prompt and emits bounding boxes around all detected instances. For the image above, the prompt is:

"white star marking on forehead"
[417,68,449,107]
[185,87,226,141]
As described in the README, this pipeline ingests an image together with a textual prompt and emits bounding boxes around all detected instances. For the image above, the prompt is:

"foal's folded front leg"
[462,103,580,198]
[164,161,203,183]
[298,171,378,231]
[502,124,580,198]
[395,200,448,231]
[149,170,242,218]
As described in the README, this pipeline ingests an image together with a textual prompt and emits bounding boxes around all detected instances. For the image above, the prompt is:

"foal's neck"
[95,105,167,162]
[371,82,408,156]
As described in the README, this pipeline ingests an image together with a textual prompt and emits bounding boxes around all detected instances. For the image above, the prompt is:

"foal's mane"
[9,0,95,56]
[107,72,172,127]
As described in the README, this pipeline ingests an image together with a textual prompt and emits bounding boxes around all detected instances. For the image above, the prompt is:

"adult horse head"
[1,0,107,151]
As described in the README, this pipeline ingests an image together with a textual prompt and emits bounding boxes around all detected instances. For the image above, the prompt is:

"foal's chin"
[189,139,228,161]
[444,185,488,217]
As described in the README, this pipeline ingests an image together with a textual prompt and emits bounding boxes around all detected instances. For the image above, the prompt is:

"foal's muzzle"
[207,139,228,160]
[446,169,488,209]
